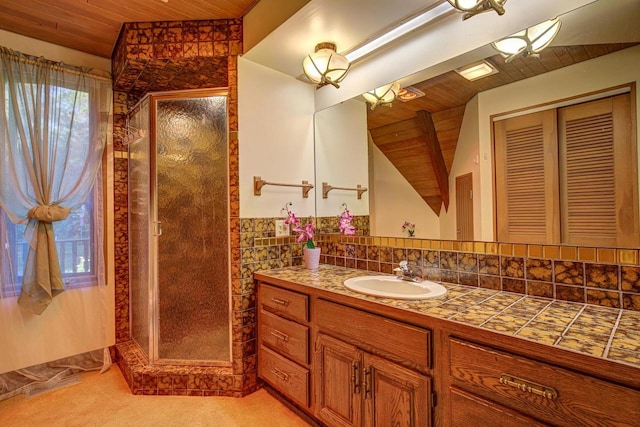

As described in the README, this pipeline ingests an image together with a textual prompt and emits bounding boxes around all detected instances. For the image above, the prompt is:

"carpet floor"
[0,367,310,427]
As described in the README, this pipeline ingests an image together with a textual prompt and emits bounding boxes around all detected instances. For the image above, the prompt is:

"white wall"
[0,31,114,373]
[238,57,316,218]
[440,95,481,240]
[243,0,310,53]
[369,141,440,238]
[315,99,369,217]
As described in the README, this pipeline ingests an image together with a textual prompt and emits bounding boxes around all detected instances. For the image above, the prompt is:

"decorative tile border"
[314,235,640,311]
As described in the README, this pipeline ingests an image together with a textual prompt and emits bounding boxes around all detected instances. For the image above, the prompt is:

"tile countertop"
[255,265,640,369]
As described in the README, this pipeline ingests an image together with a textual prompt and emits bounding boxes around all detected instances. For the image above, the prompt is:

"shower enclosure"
[128,89,231,365]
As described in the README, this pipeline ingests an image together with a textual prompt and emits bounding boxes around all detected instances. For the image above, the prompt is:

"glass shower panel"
[155,96,230,362]
[128,98,151,358]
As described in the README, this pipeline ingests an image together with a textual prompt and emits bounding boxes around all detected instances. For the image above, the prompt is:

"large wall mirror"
[314,0,640,248]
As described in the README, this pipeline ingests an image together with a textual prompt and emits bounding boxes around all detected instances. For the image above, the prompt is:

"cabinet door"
[314,333,363,427]
[364,353,431,427]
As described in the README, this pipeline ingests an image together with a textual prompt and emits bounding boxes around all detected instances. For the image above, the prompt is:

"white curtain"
[0,47,114,396]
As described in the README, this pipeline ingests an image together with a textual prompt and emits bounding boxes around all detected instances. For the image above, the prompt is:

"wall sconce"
[302,42,350,89]
[491,18,561,63]
[362,81,401,110]
[447,0,506,20]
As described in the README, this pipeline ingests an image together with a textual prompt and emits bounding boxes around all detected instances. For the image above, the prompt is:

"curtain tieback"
[27,205,70,223]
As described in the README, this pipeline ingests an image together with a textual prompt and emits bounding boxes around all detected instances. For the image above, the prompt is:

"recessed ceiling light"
[397,86,425,102]
[455,59,499,81]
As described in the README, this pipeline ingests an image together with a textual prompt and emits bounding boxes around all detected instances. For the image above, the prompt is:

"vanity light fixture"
[302,42,350,89]
[447,0,506,20]
[455,59,499,81]
[491,18,561,63]
[362,81,401,110]
[344,2,451,63]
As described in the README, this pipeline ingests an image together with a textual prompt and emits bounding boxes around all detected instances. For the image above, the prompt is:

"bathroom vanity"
[255,265,640,426]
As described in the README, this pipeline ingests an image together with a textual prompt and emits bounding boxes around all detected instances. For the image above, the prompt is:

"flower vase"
[303,247,321,270]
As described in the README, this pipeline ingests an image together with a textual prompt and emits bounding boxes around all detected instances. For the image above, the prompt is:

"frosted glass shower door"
[129,98,151,358]
[153,93,230,363]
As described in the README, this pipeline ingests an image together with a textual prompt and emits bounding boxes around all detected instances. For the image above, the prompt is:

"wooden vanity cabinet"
[446,336,640,426]
[257,283,311,409]
[314,299,432,427]
[256,275,640,426]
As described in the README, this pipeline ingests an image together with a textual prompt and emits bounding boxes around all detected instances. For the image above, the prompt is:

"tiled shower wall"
[111,19,251,396]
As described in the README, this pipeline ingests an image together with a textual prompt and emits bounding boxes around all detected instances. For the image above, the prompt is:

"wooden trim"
[489,83,634,123]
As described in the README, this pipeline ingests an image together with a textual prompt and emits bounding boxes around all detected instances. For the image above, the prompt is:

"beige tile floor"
[0,368,310,427]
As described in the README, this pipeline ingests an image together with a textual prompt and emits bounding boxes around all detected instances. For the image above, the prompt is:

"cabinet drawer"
[316,299,431,370]
[259,345,309,408]
[450,387,548,426]
[449,337,640,426]
[259,283,308,322]
[259,308,309,365]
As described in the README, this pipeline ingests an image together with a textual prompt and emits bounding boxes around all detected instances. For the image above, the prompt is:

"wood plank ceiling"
[367,43,639,215]
[0,0,256,58]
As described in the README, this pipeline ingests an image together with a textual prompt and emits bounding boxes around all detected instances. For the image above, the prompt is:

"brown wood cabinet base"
[255,276,640,427]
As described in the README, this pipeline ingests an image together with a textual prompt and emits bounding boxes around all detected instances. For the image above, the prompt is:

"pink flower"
[402,221,415,236]
[284,210,298,226]
[284,206,316,249]
[339,208,356,236]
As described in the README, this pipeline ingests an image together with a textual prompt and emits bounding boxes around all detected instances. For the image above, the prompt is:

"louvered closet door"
[558,93,638,247]
[494,110,560,243]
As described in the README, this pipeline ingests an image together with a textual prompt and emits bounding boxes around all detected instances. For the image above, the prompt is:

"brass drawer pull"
[270,329,289,342]
[363,367,372,399]
[499,374,558,400]
[271,297,290,306]
[352,361,361,394]
[270,368,289,382]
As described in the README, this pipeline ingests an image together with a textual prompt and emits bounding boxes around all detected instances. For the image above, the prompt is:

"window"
[493,91,638,247]
[1,194,99,297]
[0,78,103,298]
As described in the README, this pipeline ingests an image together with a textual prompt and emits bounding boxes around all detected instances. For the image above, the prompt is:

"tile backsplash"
[246,219,640,312]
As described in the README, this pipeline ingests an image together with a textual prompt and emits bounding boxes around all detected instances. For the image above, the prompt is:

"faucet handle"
[399,260,408,269]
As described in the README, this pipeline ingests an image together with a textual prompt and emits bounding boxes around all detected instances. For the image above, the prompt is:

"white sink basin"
[343,276,447,300]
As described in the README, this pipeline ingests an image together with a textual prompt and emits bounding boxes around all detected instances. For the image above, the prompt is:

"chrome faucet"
[394,260,422,282]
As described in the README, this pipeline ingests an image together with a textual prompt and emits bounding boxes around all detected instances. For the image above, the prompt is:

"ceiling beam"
[417,110,449,213]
